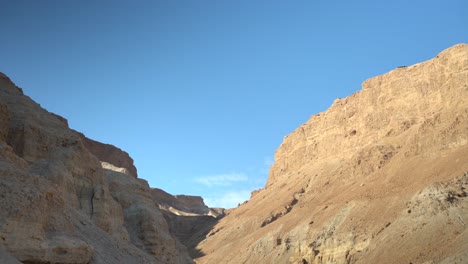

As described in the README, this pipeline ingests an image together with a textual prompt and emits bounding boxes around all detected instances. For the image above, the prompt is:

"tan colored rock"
[0,103,9,142]
[50,112,69,127]
[151,188,224,258]
[0,247,21,264]
[152,188,224,217]
[174,195,210,214]
[105,169,193,263]
[163,212,218,259]
[101,161,131,175]
[2,43,466,264]
[9,236,94,264]
[194,44,468,263]
[81,134,138,177]
[0,72,191,263]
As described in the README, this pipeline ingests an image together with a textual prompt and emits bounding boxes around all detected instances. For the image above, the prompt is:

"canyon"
[0,43,467,263]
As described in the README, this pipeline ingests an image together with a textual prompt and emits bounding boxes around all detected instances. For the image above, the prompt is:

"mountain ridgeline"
[194,43,468,263]
[0,43,467,263]
[0,71,222,263]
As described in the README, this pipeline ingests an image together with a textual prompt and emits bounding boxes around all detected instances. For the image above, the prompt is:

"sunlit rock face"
[1,43,467,264]
[0,73,193,263]
[194,44,468,264]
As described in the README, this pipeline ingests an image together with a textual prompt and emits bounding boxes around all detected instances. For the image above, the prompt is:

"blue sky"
[1,1,467,208]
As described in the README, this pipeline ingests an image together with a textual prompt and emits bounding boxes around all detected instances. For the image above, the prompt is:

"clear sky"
[1,1,467,208]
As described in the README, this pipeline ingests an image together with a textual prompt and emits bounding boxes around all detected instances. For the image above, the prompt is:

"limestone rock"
[151,188,224,258]
[105,169,193,263]
[2,43,466,264]
[163,213,218,259]
[152,188,224,217]
[0,103,9,142]
[80,134,138,178]
[174,195,210,214]
[0,72,191,263]
[194,44,468,263]
[50,112,69,127]
[0,247,21,264]
[10,236,94,264]
[101,161,131,175]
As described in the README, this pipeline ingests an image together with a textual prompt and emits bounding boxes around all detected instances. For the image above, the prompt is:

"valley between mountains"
[1,43,467,264]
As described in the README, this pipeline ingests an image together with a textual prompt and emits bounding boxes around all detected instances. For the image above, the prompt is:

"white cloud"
[204,190,251,209]
[195,173,248,187]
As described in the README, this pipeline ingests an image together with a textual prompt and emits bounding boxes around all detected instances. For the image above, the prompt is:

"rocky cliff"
[0,72,197,263]
[152,188,224,217]
[43,112,138,178]
[80,135,138,178]
[151,189,224,258]
[194,44,468,263]
[1,43,467,264]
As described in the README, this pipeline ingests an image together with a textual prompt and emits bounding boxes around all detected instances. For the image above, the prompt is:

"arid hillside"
[194,44,468,264]
[0,43,466,264]
[0,72,221,263]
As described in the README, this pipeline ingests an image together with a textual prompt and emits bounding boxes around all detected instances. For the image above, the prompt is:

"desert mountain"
[194,44,468,263]
[0,43,467,264]
[0,72,221,263]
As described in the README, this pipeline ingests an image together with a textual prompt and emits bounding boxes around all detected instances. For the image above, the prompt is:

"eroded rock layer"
[0,73,192,263]
[81,135,138,178]
[194,44,468,263]
[151,189,224,258]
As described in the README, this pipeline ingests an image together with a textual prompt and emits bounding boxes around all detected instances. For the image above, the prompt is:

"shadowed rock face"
[194,44,468,263]
[152,189,210,215]
[80,135,138,178]
[26,103,138,179]
[151,188,225,259]
[152,188,225,217]
[0,73,193,263]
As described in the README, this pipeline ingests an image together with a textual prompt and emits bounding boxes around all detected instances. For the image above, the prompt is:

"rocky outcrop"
[0,247,21,264]
[152,188,224,217]
[0,73,191,263]
[42,114,136,178]
[104,170,192,263]
[194,44,468,263]
[151,188,224,258]
[163,213,218,259]
[152,189,209,215]
[80,134,138,178]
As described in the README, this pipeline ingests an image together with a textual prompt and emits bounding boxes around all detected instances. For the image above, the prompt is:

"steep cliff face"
[194,44,468,263]
[43,112,138,178]
[151,189,224,258]
[0,73,192,263]
[80,135,138,178]
[152,188,224,217]
[2,43,466,264]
